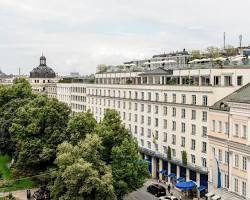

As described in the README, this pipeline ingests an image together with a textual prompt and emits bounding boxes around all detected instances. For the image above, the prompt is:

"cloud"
[0,0,250,75]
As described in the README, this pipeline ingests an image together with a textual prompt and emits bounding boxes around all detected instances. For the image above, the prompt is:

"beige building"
[54,63,250,195]
[209,84,250,199]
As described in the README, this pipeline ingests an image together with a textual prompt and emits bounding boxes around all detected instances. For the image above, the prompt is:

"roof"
[211,83,250,110]
[139,67,173,76]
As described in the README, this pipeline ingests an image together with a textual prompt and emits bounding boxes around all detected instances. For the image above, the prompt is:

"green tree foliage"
[111,138,149,200]
[191,50,202,59]
[66,111,97,145]
[95,109,130,163]
[51,134,116,200]
[224,45,238,57]
[182,151,187,165]
[9,96,70,173]
[206,46,221,58]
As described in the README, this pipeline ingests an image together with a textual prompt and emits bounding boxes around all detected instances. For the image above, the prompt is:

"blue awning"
[176,177,185,182]
[175,181,196,190]
[167,173,176,177]
[197,185,206,192]
[159,169,167,174]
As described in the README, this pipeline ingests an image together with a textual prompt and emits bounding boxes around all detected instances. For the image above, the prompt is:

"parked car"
[147,184,166,197]
[158,196,178,200]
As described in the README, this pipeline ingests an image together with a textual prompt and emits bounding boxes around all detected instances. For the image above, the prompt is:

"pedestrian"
[27,189,31,199]
[167,184,171,193]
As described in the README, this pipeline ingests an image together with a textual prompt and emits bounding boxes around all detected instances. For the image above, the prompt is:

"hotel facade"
[53,63,250,199]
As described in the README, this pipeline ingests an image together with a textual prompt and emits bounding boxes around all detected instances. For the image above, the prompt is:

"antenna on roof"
[239,34,243,48]
[223,32,226,50]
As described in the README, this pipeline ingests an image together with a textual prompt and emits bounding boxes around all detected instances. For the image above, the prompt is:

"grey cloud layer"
[0,0,249,75]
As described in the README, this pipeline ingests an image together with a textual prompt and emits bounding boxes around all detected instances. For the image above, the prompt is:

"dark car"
[147,184,166,197]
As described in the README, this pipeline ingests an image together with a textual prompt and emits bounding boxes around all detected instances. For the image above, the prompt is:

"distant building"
[29,55,58,93]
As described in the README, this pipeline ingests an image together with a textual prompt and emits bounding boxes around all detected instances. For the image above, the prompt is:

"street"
[125,180,183,200]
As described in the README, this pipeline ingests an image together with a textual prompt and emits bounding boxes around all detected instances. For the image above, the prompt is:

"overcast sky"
[0,0,250,75]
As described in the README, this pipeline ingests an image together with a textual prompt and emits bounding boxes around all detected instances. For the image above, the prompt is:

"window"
[154,131,159,140]
[141,92,144,100]
[242,181,246,197]
[155,93,159,101]
[172,121,176,131]
[212,120,215,132]
[202,111,207,122]
[218,121,222,132]
[191,139,196,150]
[164,93,168,102]
[234,178,239,193]
[163,106,168,115]
[141,127,144,136]
[147,129,151,138]
[134,126,138,134]
[219,149,222,161]
[234,124,239,136]
[191,124,196,135]
[172,94,176,103]
[163,146,167,154]
[164,119,167,129]
[191,110,196,120]
[191,154,196,164]
[224,174,229,188]
[147,117,151,126]
[192,95,196,105]
[234,154,239,168]
[172,107,176,117]
[201,157,207,167]
[155,105,159,114]
[141,115,144,124]
[202,126,207,137]
[141,104,144,112]
[148,92,151,101]
[182,94,186,104]
[155,143,158,151]
[242,125,247,138]
[181,137,185,147]
[135,92,138,99]
[214,76,221,86]
[181,109,186,118]
[141,139,144,146]
[147,105,151,113]
[163,132,167,142]
[202,95,208,106]
[123,102,126,109]
[237,76,243,86]
[172,134,176,145]
[202,142,207,153]
[155,118,159,127]
[134,114,138,122]
[128,113,131,121]
[129,102,131,110]
[181,123,186,133]
[134,103,138,111]
[225,122,229,134]
[224,76,232,86]
[242,156,247,171]
[172,149,176,157]
[225,151,229,163]
[147,141,151,149]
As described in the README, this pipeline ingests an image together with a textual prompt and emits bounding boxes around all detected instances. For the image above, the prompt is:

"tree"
[224,45,238,57]
[66,111,97,145]
[51,134,116,200]
[167,146,171,160]
[95,109,130,163]
[97,65,110,73]
[111,138,149,200]
[182,151,187,165]
[191,50,202,59]
[206,46,221,58]
[9,95,70,173]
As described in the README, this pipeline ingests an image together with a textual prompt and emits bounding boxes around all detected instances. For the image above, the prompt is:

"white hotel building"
[55,64,250,199]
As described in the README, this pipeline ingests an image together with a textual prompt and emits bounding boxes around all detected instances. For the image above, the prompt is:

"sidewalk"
[149,179,193,200]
